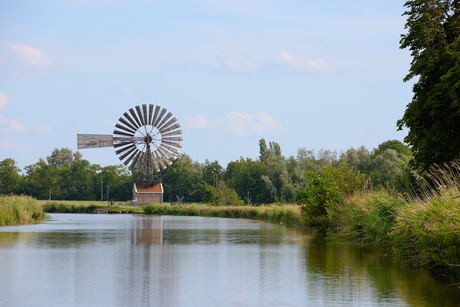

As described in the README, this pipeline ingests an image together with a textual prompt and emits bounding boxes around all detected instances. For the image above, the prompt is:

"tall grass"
[144,204,303,228]
[0,195,45,226]
[332,161,460,273]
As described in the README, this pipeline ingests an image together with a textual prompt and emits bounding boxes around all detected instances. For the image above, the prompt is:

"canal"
[0,214,458,306]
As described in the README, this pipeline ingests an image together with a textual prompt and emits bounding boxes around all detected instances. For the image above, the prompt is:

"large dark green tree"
[397,0,460,169]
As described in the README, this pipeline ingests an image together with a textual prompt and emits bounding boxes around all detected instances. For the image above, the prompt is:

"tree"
[47,148,82,168]
[0,159,22,194]
[226,158,272,204]
[201,160,224,186]
[397,0,460,169]
[203,180,243,206]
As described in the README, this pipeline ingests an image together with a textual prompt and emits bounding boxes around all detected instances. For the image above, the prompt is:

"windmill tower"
[77,104,182,204]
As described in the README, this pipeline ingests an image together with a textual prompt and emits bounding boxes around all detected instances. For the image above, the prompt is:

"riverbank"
[0,196,45,226]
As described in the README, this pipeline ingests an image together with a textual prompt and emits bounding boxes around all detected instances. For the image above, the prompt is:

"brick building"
[133,183,164,205]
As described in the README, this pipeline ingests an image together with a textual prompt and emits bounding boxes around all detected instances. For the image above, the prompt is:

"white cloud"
[0,115,25,132]
[37,123,54,135]
[222,58,258,73]
[184,112,281,136]
[227,112,280,135]
[184,115,208,128]
[6,42,50,67]
[0,91,6,111]
[279,51,330,73]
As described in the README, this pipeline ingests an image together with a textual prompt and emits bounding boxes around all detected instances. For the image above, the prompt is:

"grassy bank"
[42,200,129,213]
[0,195,45,226]
[144,203,302,227]
[334,190,460,273]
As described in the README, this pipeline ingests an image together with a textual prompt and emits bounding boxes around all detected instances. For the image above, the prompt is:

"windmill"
[77,104,182,204]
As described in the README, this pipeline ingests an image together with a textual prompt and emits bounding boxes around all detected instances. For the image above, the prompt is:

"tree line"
[0,139,416,203]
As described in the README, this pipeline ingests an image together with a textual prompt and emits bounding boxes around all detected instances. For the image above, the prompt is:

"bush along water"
[0,195,44,226]
[299,162,460,276]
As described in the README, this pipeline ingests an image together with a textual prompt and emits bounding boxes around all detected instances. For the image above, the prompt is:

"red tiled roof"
[135,183,163,193]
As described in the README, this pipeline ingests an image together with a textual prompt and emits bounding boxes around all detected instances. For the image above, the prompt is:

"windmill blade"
[123,149,139,166]
[161,143,180,154]
[153,151,165,169]
[123,112,140,129]
[129,150,142,168]
[119,117,138,132]
[115,123,136,135]
[158,147,176,161]
[157,112,172,130]
[160,123,180,134]
[119,146,137,161]
[151,152,161,172]
[113,141,134,148]
[142,104,148,125]
[162,136,183,142]
[162,140,182,148]
[147,104,154,125]
[162,130,182,137]
[154,108,167,127]
[151,105,161,125]
[129,108,142,128]
[114,130,135,137]
[146,152,160,173]
[77,134,113,149]
[158,117,176,131]
[136,105,145,125]
[115,143,135,155]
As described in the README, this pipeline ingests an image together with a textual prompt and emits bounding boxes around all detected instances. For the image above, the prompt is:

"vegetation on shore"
[144,203,302,227]
[0,195,44,226]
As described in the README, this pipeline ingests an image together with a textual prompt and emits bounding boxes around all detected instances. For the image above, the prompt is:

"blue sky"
[0,0,412,169]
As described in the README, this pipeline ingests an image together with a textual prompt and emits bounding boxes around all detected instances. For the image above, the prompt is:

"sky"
[0,0,413,169]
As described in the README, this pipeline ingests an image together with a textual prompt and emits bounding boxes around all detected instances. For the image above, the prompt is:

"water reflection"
[306,239,460,307]
[0,214,458,307]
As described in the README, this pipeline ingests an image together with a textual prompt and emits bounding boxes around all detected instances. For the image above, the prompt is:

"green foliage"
[392,193,460,268]
[338,192,406,243]
[0,158,22,194]
[300,170,344,233]
[0,195,44,226]
[226,158,272,204]
[143,203,303,227]
[323,164,367,196]
[398,0,460,169]
[203,181,243,206]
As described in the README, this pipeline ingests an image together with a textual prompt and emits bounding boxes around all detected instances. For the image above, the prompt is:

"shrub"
[300,170,344,233]
[203,181,244,206]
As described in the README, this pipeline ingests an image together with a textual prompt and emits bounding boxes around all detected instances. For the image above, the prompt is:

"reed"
[144,203,303,228]
[0,195,45,226]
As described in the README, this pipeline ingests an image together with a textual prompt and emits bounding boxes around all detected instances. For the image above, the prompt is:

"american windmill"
[77,104,182,204]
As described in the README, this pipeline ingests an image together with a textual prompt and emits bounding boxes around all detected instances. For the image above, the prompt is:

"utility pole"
[100,171,103,201]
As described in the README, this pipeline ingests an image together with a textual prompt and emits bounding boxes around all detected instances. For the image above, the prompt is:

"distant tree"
[203,180,243,206]
[24,161,59,199]
[226,158,272,204]
[373,140,412,157]
[47,148,82,168]
[0,158,22,194]
[201,160,224,186]
[397,0,460,169]
[162,154,199,202]
[340,146,371,173]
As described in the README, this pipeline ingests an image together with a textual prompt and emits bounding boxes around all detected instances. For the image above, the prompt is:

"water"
[0,214,458,307]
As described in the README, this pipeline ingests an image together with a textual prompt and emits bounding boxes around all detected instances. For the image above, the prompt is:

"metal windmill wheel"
[77,104,182,177]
